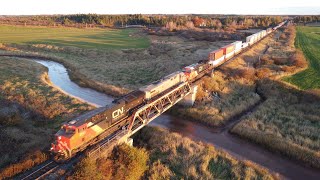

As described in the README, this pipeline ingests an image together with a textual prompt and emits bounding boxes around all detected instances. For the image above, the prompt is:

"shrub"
[291,50,308,68]
[272,57,288,65]
[95,144,149,180]
[281,66,296,73]
[69,158,103,180]
[235,68,256,80]
[256,68,272,78]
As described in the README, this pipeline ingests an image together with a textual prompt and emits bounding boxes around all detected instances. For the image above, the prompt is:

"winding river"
[31,59,320,179]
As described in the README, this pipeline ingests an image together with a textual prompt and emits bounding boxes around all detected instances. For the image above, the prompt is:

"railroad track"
[20,160,59,180]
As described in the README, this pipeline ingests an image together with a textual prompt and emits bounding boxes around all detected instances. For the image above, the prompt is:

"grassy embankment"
[0,25,224,96]
[0,57,92,179]
[283,26,320,89]
[230,26,320,168]
[69,127,278,180]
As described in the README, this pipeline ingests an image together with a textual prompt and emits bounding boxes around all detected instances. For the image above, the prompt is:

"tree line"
[0,14,286,29]
[293,15,320,24]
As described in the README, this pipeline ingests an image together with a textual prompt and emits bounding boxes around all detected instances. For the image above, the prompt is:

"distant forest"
[0,14,319,29]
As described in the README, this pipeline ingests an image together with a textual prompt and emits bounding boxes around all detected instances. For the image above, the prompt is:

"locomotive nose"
[50,142,57,152]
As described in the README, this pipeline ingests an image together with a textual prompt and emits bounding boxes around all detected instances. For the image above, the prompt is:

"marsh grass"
[231,79,320,168]
[133,127,277,179]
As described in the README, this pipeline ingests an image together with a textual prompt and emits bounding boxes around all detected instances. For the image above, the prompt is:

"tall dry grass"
[231,79,320,168]
[133,126,277,179]
[171,74,260,127]
[0,151,47,180]
[0,57,92,178]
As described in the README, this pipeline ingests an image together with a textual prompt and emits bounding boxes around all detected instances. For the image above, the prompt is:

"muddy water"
[33,59,320,180]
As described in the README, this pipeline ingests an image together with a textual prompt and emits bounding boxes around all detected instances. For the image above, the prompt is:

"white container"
[225,51,235,60]
[209,55,226,67]
[232,41,242,51]
[140,71,186,100]
[246,35,255,44]
[242,42,249,48]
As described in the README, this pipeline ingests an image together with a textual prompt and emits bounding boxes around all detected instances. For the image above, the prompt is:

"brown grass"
[231,80,320,168]
[133,126,277,179]
[0,56,92,177]
[171,74,260,127]
[0,151,47,180]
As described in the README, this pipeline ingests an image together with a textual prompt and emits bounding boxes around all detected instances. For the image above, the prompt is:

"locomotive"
[51,90,145,159]
[50,21,287,160]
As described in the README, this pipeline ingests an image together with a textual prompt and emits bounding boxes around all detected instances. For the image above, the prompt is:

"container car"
[246,34,255,45]
[221,44,235,59]
[209,49,224,61]
[242,42,249,49]
[140,71,186,100]
[232,41,242,54]
[208,49,225,67]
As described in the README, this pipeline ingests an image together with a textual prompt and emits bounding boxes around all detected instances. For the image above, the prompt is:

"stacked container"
[232,41,242,54]
[267,28,272,34]
[221,43,235,60]
[246,34,255,45]
[208,49,225,66]
[242,42,249,49]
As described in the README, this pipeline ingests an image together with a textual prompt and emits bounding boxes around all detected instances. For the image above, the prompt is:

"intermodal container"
[246,35,255,44]
[221,44,235,55]
[209,49,224,60]
[242,42,249,48]
[267,28,272,34]
[261,30,267,38]
[232,41,242,51]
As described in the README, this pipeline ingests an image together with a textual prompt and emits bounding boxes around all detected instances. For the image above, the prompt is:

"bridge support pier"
[178,85,198,107]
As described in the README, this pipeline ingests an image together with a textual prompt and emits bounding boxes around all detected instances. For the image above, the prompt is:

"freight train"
[50,21,287,160]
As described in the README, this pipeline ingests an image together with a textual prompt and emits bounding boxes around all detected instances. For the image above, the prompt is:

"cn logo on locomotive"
[112,107,124,119]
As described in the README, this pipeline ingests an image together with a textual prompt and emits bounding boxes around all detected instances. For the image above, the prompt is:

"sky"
[0,0,319,15]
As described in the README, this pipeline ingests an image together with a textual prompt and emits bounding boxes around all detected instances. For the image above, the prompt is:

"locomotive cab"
[51,124,76,160]
[182,64,198,80]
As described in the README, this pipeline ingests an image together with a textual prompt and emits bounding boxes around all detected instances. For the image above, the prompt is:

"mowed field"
[284,26,320,89]
[0,25,149,49]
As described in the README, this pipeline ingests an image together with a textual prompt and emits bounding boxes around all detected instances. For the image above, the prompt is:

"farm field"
[0,25,226,95]
[0,25,149,49]
[284,26,320,89]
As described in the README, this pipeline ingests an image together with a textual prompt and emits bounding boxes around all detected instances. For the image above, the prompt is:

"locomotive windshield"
[62,126,76,134]
[183,68,191,73]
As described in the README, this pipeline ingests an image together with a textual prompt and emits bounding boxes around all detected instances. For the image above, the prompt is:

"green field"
[284,26,320,89]
[0,25,149,49]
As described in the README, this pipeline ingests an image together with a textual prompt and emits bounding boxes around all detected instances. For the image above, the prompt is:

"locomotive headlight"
[58,136,61,140]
